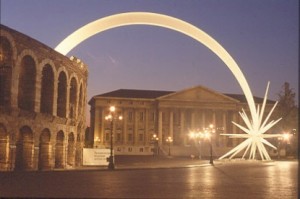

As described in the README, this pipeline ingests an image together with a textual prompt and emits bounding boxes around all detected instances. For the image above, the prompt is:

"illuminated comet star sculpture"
[219,82,282,161]
[54,12,282,161]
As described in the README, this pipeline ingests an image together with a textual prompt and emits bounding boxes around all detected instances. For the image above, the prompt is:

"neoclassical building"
[0,24,88,171]
[89,86,276,156]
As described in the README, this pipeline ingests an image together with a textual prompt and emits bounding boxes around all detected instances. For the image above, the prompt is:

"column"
[212,110,216,127]
[93,108,100,146]
[100,109,106,146]
[222,111,227,147]
[145,109,149,145]
[232,112,238,146]
[34,70,41,113]
[134,109,138,145]
[123,109,127,145]
[158,110,163,145]
[180,110,185,145]
[169,111,174,139]
[191,111,195,130]
[66,85,70,118]
[201,110,206,128]
[212,110,216,147]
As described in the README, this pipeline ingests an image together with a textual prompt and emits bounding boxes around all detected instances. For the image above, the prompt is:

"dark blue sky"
[1,0,298,104]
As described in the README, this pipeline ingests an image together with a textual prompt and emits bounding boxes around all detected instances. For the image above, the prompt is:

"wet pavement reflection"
[0,160,297,198]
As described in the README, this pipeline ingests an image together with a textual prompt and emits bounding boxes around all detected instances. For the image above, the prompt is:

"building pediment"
[157,85,239,103]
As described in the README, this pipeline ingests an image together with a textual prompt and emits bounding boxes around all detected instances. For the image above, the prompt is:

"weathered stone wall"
[0,24,88,171]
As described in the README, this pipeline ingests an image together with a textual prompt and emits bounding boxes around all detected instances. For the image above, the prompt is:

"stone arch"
[55,130,65,168]
[38,59,57,79]
[40,64,55,114]
[69,76,78,119]
[40,61,58,111]
[38,128,52,170]
[0,36,13,108]
[56,71,67,118]
[18,55,36,111]
[0,29,18,62]
[67,132,75,166]
[0,123,9,170]
[55,12,257,119]
[15,126,34,171]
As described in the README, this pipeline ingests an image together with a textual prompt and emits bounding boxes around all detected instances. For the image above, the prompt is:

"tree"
[276,82,298,157]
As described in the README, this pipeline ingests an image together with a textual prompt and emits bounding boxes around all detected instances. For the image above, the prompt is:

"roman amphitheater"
[0,24,88,171]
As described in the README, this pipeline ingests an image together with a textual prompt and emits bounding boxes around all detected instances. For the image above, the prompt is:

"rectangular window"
[162,112,166,123]
[116,133,121,142]
[105,133,110,141]
[139,134,143,141]
[104,129,110,142]
[128,112,133,122]
[128,133,133,141]
[174,113,179,125]
[150,112,155,122]
[139,112,144,122]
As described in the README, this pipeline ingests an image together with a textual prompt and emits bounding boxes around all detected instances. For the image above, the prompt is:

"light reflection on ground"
[0,160,297,198]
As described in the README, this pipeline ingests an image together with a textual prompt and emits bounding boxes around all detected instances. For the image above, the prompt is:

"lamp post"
[105,106,122,170]
[204,124,215,165]
[189,124,215,164]
[278,132,291,158]
[152,134,159,156]
[189,130,202,159]
[166,136,173,156]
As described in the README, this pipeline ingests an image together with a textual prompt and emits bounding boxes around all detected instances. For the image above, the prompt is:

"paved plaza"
[0,156,297,198]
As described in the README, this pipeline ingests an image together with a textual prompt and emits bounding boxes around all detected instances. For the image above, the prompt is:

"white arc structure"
[55,12,282,160]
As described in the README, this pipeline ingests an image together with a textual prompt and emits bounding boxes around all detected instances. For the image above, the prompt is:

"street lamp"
[189,124,215,163]
[282,133,291,142]
[166,136,173,156]
[189,130,202,159]
[105,106,122,170]
[204,124,215,165]
[277,132,291,159]
[152,134,159,156]
[94,136,100,148]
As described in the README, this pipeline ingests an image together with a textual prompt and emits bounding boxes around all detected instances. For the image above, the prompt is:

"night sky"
[1,0,298,123]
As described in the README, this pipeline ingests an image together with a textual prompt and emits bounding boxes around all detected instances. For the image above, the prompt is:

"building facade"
[0,25,88,171]
[89,86,276,157]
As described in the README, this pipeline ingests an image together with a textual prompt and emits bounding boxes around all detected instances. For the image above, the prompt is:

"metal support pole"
[209,138,214,165]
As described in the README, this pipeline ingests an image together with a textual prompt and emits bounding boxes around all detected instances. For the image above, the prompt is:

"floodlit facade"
[0,25,88,171]
[89,86,276,156]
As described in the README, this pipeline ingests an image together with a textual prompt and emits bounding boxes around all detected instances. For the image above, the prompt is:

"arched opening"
[0,36,13,108]
[0,123,9,170]
[78,84,83,116]
[67,132,75,166]
[15,126,34,171]
[55,130,65,168]
[84,127,91,147]
[40,64,54,114]
[38,128,52,170]
[57,72,67,118]
[69,77,77,119]
[18,55,36,112]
